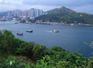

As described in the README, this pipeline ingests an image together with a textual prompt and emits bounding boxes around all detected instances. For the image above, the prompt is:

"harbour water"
[0,21,93,57]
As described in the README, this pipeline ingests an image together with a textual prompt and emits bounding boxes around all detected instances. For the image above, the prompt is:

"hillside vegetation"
[34,6,93,24]
[0,30,93,68]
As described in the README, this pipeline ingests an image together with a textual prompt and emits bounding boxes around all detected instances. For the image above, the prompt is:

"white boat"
[17,33,23,35]
[71,24,74,26]
[26,29,33,32]
[52,30,59,33]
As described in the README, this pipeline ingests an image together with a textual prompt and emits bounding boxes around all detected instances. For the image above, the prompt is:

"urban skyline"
[7,8,45,18]
[0,8,46,21]
[0,8,45,17]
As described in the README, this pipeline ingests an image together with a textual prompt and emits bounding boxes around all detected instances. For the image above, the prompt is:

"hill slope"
[34,6,93,24]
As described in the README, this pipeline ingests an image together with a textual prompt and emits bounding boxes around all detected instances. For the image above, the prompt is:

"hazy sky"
[0,0,93,14]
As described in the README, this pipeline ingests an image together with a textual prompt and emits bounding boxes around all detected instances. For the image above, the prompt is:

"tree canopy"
[0,30,93,68]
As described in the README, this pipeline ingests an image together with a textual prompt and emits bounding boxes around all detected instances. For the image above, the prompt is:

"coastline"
[1,20,93,27]
[33,22,93,27]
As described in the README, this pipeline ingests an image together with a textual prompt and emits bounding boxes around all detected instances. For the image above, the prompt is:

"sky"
[0,0,93,14]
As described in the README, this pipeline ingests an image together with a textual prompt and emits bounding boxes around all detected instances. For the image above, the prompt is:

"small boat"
[71,24,74,26]
[52,30,59,33]
[26,29,33,32]
[17,33,23,35]
[15,22,18,24]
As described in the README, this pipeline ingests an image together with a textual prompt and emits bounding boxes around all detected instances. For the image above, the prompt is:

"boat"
[52,30,59,33]
[26,29,33,32]
[71,24,74,26]
[17,33,23,35]
[15,22,18,24]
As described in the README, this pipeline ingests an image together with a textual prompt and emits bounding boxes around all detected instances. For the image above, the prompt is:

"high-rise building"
[22,11,27,17]
[35,9,44,17]
[13,10,22,17]
[8,11,12,17]
[17,11,22,17]
[13,10,17,17]
[35,9,39,17]
[39,10,43,16]
[6,8,45,18]
[30,8,35,17]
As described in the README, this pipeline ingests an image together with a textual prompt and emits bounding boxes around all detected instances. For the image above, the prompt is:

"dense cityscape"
[0,8,47,21]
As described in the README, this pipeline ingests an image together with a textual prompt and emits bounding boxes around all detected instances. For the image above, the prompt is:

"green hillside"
[1,30,93,68]
[34,6,93,24]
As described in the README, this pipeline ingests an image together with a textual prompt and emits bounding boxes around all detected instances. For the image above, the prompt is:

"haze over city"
[0,0,93,14]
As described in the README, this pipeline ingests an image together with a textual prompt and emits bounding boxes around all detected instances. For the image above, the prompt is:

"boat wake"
[47,31,53,32]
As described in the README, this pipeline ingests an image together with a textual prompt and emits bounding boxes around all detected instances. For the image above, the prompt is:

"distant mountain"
[47,6,75,14]
[46,8,58,14]
[34,6,93,24]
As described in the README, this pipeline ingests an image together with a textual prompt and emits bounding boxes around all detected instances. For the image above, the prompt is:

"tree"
[1,30,15,54]
[20,20,26,23]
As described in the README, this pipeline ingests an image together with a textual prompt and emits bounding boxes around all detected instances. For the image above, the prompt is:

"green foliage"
[0,30,93,68]
[89,41,93,48]
[34,7,93,24]
[0,30,16,54]
[0,56,32,68]
[84,41,93,48]
[16,42,31,54]
[84,42,88,45]
[20,20,26,23]
[32,44,48,60]
[33,47,88,68]
[28,19,35,23]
